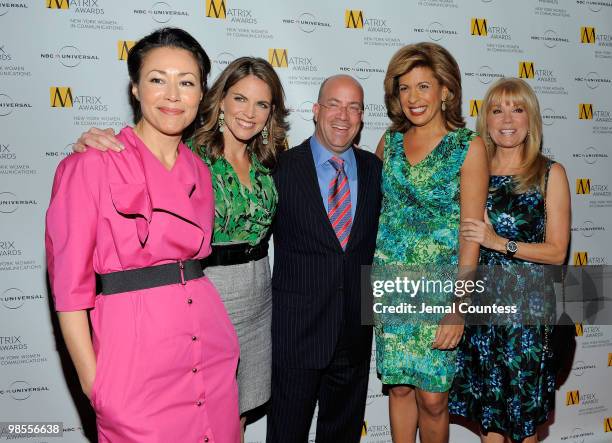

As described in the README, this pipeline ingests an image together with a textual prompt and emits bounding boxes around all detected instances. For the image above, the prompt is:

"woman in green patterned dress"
[374,43,489,442]
[73,57,289,439]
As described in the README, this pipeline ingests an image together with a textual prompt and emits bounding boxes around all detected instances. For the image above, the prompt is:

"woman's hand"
[432,313,464,349]
[80,369,96,400]
[73,127,123,153]
[460,212,505,252]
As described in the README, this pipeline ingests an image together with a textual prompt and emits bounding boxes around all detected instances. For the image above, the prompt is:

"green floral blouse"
[186,140,277,246]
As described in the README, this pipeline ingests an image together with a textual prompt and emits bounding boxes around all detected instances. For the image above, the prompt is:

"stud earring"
[218,111,225,133]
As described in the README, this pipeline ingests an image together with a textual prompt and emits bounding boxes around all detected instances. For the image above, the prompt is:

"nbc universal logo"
[580,26,612,59]
[572,146,608,165]
[0,381,50,401]
[576,0,612,13]
[564,388,608,416]
[339,60,385,80]
[571,220,606,238]
[541,107,568,127]
[132,2,189,23]
[267,49,318,72]
[413,21,458,42]
[0,287,44,310]
[40,45,100,68]
[518,61,566,95]
[0,2,27,16]
[575,71,612,89]
[559,427,595,442]
[530,29,570,48]
[464,65,504,85]
[291,101,313,122]
[0,93,31,117]
[282,11,331,33]
[205,0,257,24]
[0,192,37,214]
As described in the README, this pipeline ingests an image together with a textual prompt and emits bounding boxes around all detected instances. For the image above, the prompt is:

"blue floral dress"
[374,128,474,392]
[449,162,557,441]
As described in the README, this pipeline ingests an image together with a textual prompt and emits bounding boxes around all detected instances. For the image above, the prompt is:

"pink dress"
[46,126,240,443]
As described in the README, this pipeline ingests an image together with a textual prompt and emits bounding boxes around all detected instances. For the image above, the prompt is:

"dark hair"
[194,57,290,170]
[384,42,465,133]
[127,27,211,137]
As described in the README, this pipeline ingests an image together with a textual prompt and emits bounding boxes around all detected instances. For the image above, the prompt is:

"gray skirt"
[205,255,272,414]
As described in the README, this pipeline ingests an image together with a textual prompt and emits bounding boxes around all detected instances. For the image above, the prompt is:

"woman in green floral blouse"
[191,57,289,434]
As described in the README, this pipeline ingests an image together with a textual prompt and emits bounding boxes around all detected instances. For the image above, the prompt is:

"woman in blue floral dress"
[449,78,571,443]
[374,43,489,443]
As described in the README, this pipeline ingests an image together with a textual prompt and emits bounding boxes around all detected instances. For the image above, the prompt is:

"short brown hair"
[384,42,464,133]
[193,57,289,169]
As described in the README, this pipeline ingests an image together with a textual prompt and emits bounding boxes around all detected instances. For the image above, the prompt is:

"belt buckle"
[245,246,254,257]
[178,260,186,285]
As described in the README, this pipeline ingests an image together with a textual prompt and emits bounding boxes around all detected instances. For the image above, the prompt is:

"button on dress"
[46,126,240,443]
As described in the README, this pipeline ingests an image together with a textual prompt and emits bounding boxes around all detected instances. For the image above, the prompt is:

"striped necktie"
[327,156,352,250]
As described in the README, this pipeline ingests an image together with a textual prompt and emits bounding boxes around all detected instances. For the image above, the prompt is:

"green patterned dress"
[374,127,475,392]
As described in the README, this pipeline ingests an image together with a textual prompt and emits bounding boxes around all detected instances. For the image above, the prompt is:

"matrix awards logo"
[46,0,104,14]
[518,61,535,79]
[117,40,136,61]
[606,417,612,433]
[469,100,482,117]
[205,0,226,19]
[282,12,331,33]
[470,18,488,36]
[0,94,32,117]
[581,26,596,44]
[0,240,22,257]
[573,251,588,266]
[609,352,612,366]
[46,0,69,9]
[579,103,593,119]
[575,322,583,337]
[566,390,580,406]
[50,87,73,108]
[268,49,288,68]
[0,144,15,160]
[345,9,364,28]
[361,421,367,437]
[50,87,109,111]
[344,9,391,33]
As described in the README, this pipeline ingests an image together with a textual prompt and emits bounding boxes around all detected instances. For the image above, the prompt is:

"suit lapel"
[345,148,371,252]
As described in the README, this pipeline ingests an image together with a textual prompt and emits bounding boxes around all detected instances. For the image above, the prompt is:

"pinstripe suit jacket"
[272,138,382,369]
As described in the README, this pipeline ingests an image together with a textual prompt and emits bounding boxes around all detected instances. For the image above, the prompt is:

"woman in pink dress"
[45,28,240,443]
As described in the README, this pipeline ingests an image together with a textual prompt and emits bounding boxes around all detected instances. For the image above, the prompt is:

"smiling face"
[220,74,272,146]
[398,65,448,129]
[486,94,529,151]
[131,46,203,137]
[312,76,364,154]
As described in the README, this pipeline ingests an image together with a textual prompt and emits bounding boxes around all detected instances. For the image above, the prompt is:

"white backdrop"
[1,1,611,442]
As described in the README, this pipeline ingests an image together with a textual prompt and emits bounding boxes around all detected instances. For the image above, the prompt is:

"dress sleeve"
[45,154,99,311]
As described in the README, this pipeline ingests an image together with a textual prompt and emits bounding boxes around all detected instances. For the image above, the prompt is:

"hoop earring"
[262,126,269,145]
[218,111,225,133]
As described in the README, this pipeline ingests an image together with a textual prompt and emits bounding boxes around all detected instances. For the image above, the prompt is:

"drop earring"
[441,100,447,112]
[218,111,225,133]
[262,126,269,145]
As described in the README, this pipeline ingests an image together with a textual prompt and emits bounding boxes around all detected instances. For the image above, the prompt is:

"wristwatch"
[505,240,518,257]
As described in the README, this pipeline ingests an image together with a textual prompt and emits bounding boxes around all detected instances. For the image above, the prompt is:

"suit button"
[192,368,198,373]
[192,335,197,341]
[187,298,193,304]
[196,400,202,406]
[204,437,209,443]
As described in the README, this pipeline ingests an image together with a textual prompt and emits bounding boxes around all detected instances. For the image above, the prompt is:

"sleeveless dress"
[374,127,474,392]
[449,162,556,441]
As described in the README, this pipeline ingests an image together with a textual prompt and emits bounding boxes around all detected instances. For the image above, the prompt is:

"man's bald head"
[317,75,364,104]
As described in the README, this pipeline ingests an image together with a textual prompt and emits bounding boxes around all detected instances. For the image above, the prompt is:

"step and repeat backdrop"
[1,1,612,442]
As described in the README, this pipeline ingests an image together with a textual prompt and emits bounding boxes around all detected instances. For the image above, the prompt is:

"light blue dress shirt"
[309,135,358,220]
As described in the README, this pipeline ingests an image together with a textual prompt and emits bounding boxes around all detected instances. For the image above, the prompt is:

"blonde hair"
[477,77,548,194]
[384,42,465,133]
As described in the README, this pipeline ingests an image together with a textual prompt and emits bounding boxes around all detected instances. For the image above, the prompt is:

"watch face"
[507,241,518,253]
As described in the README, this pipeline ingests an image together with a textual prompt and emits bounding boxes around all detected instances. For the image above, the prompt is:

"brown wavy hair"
[384,42,465,133]
[477,77,548,195]
[193,57,289,170]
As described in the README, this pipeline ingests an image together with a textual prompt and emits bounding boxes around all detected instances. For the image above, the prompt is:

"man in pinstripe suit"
[267,75,382,443]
